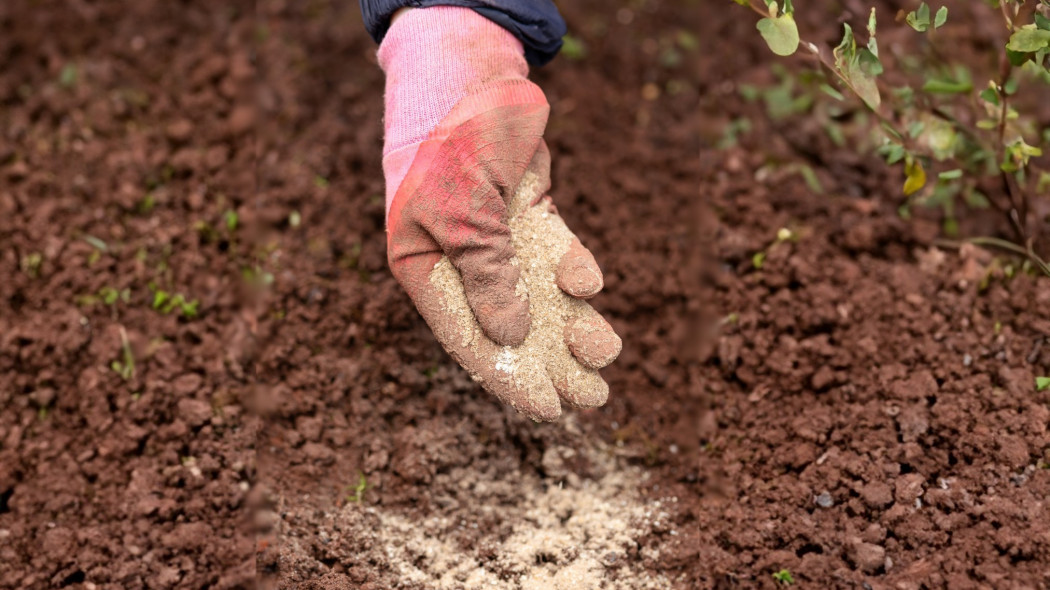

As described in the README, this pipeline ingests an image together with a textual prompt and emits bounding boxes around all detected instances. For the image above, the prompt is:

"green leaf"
[59,64,78,88]
[938,169,963,180]
[1006,48,1030,66]
[979,85,1000,106]
[84,235,109,251]
[833,24,881,109]
[224,209,238,232]
[757,14,801,56]
[561,34,587,60]
[752,251,767,269]
[922,78,973,94]
[1036,13,1050,31]
[819,83,845,101]
[906,2,931,32]
[1007,28,1050,53]
[1037,377,1050,392]
[903,157,926,196]
[883,143,906,165]
[934,6,948,29]
[152,290,170,310]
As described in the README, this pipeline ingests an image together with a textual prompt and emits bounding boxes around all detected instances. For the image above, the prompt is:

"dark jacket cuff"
[359,0,565,66]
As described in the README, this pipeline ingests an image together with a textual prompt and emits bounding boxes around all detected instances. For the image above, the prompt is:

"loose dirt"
[277,431,677,590]
[2,1,1048,590]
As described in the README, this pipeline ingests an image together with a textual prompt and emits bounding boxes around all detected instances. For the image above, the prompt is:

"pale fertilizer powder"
[358,438,676,589]
[428,171,608,413]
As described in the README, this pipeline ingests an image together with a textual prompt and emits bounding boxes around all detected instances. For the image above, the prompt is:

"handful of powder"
[429,172,621,421]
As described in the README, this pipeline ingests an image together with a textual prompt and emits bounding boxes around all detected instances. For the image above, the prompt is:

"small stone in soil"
[814,491,834,508]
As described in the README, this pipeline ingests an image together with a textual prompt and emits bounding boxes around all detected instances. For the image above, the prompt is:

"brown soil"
[2,1,1048,589]
[1,0,258,588]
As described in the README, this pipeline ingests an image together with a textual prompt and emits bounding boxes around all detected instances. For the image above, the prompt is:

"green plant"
[224,209,239,232]
[83,234,109,266]
[20,252,42,278]
[111,326,135,381]
[77,286,131,308]
[735,0,1050,275]
[347,471,368,503]
[772,569,795,585]
[752,226,799,269]
[561,34,587,60]
[1038,376,1050,391]
[59,63,78,88]
[150,284,199,318]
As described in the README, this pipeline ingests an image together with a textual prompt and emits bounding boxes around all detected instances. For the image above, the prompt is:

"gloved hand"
[378,6,621,421]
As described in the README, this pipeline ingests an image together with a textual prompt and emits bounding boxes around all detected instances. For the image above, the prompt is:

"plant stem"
[934,236,1050,277]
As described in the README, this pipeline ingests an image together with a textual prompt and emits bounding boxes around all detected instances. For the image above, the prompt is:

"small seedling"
[111,327,135,381]
[241,266,275,288]
[83,235,108,265]
[224,209,239,232]
[288,210,301,228]
[772,569,795,585]
[347,471,368,503]
[561,34,587,60]
[20,252,42,278]
[194,220,220,242]
[99,286,131,306]
[752,251,767,269]
[1037,377,1050,392]
[150,285,200,318]
[137,193,156,214]
[718,117,753,149]
[313,175,329,189]
[59,63,78,88]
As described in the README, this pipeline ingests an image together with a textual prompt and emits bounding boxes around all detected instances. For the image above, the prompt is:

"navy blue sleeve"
[359,1,566,66]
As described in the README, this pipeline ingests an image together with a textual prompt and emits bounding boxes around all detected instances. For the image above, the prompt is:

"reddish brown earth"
[2,1,1048,589]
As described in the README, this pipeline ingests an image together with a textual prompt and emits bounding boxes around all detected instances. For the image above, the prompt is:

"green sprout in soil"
[772,569,795,585]
[561,34,587,60]
[753,226,800,269]
[752,251,767,269]
[137,193,156,214]
[111,327,135,381]
[194,220,220,243]
[718,117,753,149]
[83,235,108,266]
[288,210,301,228]
[1037,377,1050,392]
[347,471,368,503]
[59,63,78,88]
[313,175,329,189]
[150,285,199,318]
[20,252,42,278]
[224,209,239,232]
[241,265,275,289]
[77,286,131,308]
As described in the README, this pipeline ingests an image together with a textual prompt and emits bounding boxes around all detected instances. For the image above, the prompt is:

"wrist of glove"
[378,7,621,421]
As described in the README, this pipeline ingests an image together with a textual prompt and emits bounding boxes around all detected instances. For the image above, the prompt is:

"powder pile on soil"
[333,440,675,589]
[429,171,609,413]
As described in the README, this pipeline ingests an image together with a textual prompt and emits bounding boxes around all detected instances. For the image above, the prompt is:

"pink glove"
[379,7,621,421]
